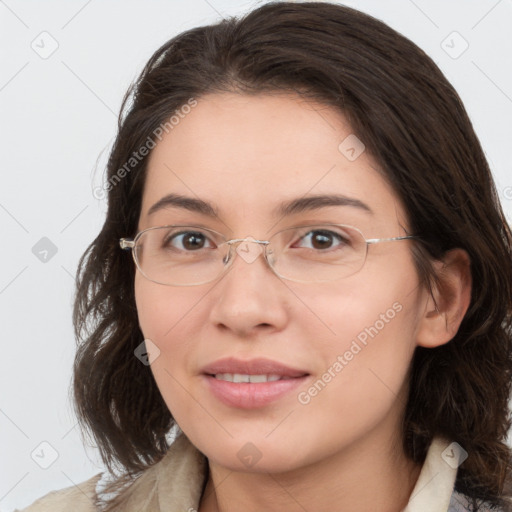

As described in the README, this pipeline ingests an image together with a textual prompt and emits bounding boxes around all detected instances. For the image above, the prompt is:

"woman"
[17,1,512,511]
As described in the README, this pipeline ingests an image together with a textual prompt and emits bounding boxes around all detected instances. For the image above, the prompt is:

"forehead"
[139,92,405,233]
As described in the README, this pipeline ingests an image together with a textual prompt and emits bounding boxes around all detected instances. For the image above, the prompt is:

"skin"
[134,92,472,512]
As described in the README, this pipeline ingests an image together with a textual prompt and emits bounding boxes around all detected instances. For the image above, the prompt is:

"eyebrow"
[146,192,373,219]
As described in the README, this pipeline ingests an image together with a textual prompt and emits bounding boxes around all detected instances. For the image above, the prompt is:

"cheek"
[134,275,196,393]
[134,272,203,342]
[295,257,422,404]
[134,273,209,410]
[291,253,420,353]
[286,286,419,460]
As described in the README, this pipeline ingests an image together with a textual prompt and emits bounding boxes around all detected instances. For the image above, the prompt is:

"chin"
[192,433,311,473]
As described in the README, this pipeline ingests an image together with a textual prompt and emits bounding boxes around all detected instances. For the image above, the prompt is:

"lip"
[201,357,309,377]
[201,357,310,409]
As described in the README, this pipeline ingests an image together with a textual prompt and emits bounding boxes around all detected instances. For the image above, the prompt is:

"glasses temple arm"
[365,235,417,244]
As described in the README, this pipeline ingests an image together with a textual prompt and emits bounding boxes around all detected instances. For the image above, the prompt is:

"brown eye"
[163,231,214,251]
[294,229,349,251]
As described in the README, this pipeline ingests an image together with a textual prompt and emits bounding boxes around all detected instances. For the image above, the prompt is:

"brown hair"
[72,2,512,510]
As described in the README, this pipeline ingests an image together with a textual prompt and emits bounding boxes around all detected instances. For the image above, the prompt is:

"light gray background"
[1,0,511,510]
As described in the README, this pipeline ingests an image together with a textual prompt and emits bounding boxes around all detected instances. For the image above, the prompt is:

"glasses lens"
[269,224,367,282]
[134,226,228,286]
[132,224,367,285]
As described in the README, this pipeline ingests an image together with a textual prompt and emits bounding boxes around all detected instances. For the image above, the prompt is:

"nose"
[208,238,289,337]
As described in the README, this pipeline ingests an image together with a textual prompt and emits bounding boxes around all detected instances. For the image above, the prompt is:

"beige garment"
[16,434,459,512]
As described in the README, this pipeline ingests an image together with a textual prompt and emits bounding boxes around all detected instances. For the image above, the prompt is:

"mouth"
[200,357,310,409]
[209,373,301,383]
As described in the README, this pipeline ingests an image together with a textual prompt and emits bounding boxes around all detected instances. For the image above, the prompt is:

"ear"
[416,248,472,348]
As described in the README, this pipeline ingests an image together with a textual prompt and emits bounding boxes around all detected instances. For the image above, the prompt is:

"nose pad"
[266,245,276,266]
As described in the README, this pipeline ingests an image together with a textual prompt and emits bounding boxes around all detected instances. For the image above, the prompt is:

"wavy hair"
[72,2,512,510]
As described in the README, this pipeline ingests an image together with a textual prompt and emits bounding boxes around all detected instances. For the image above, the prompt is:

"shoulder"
[13,472,102,512]
[14,433,206,512]
[448,490,512,512]
[448,490,472,511]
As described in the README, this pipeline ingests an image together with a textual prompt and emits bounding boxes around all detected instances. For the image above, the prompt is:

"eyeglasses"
[119,224,416,286]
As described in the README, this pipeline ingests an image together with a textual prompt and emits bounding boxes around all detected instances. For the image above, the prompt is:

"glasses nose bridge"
[226,236,270,245]
[224,236,273,267]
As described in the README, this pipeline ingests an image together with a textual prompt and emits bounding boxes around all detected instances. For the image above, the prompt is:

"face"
[134,92,428,473]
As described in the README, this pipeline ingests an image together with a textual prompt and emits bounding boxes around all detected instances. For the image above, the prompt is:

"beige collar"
[403,437,459,511]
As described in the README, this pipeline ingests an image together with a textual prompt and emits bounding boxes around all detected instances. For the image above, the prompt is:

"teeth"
[214,373,284,383]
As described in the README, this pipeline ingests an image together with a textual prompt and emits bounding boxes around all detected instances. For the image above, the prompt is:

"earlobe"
[416,248,472,349]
